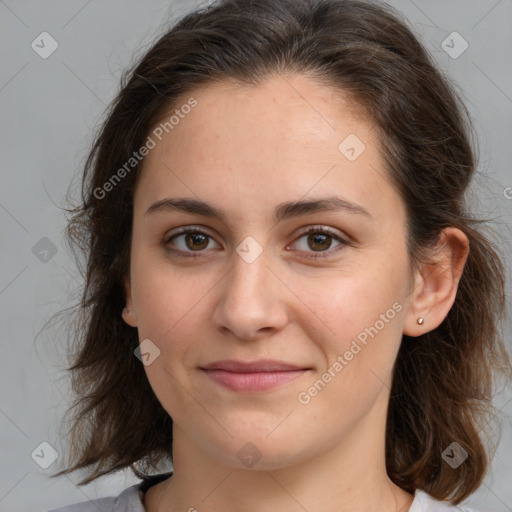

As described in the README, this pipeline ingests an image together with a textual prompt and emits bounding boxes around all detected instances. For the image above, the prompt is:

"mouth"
[199,359,311,392]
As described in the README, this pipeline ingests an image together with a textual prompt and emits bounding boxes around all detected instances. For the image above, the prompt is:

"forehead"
[134,74,401,224]
[149,74,371,153]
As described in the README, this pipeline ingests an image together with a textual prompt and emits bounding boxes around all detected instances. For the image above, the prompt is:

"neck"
[144,394,414,512]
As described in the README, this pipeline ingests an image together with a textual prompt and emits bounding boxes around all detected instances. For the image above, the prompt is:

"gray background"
[1,1,511,511]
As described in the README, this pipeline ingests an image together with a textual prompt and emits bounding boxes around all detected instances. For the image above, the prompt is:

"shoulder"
[45,473,173,512]
[45,483,141,512]
[411,489,483,512]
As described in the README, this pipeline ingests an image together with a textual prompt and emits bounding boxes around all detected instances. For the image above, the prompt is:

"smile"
[200,360,311,392]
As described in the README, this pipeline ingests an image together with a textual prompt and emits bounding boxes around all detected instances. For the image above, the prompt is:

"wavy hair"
[51,0,511,504]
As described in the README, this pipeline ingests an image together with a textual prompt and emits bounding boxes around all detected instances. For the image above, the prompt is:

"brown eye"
[291,227,347,259]
[165,227,221,257]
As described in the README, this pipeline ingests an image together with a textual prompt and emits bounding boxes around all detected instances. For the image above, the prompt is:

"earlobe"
[122,276,137,328]
[403,227,469,337]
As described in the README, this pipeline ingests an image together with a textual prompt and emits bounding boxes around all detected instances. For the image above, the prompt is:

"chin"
[198,427,315,471]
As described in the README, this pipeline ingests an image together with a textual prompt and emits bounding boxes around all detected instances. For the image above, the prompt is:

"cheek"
[294,258,408,405]
[131,263,197,411]
[296,280,405,415]
[131,252,207,337]
[300,264,405,345]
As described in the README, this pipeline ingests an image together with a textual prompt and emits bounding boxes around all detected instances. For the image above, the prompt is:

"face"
[124,74,415,470]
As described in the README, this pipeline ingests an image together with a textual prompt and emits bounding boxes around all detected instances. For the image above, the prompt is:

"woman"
[48,0,511,511]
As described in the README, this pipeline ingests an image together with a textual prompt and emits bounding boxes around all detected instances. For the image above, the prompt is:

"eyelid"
[164,225,217,242]
[292,225,349,244]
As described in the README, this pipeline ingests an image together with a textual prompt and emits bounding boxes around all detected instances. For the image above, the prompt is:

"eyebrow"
[145,196,373,223]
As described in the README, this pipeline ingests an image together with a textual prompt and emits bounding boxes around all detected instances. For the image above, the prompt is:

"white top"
[47,473,482,512]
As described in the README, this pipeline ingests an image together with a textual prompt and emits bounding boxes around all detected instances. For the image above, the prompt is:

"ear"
[403,227,469,337]
[123,275,138,328]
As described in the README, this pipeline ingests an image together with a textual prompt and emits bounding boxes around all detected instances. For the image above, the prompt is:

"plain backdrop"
[1,1,511,511]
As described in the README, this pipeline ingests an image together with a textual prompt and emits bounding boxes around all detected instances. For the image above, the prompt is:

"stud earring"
[123,308,130,316]
[417,317,424,325]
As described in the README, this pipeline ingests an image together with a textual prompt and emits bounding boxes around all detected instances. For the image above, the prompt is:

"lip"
[200,359,311,392]
[202,359,307,372]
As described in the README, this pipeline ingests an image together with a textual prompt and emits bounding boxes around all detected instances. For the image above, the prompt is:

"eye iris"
[308,233,331,251]
[186,233,208,250]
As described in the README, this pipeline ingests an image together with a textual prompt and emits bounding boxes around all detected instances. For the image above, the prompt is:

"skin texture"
[123,74,469,512]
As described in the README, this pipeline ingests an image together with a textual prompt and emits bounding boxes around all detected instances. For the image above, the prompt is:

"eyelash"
[164,225,349,260]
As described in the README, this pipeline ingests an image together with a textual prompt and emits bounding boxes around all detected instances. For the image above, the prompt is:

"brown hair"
[51,0,512,504]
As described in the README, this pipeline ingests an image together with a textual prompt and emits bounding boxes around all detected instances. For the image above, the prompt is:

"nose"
[211,246,289,341]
